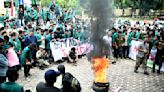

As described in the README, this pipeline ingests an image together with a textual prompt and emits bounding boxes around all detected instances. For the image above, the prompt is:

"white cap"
[39,45,45,49]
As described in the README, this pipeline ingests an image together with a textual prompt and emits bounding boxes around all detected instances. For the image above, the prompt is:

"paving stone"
[16,57,164,92]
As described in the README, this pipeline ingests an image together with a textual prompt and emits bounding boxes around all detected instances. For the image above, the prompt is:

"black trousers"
[123,46,129,58]
[0,76,6,84]
[153,57,162,73]
[113,47,119,59]
[24,65,31,77]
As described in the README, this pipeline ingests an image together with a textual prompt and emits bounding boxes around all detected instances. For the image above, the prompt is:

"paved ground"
[17,57,164,92]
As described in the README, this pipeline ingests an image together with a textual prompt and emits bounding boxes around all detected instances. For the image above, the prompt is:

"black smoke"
[87,0,114,58]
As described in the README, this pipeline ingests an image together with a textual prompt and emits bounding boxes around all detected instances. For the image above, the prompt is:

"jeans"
[123,46,129,58]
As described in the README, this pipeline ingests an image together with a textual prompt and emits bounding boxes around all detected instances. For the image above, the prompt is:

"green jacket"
[44,34,51,49]
[31,10,38,20]
[10,38,22,53]
[1,82,24,92]
[20,46,33,65]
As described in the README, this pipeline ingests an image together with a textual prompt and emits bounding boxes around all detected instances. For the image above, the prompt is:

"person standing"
[152,41,164,74]
[0,38,8,84]
[103,31,116,63]
[134,36,149,75]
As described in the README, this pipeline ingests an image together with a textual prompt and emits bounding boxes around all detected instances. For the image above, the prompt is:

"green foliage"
[56,0,79,8]
[40,0,79,8]
[41,0,51,6]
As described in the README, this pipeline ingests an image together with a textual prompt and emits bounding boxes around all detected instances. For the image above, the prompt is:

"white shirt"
[103,35,112,47]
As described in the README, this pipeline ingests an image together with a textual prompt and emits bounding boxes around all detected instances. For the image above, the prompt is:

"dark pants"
[153,57,162,73]
[0,76,6,84]
[113,47,119,59]
[9,65,20,72]
[24,65,31,77]
[123,46,129,58]
[119,46,123,58]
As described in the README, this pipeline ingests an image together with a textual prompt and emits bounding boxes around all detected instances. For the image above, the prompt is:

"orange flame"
[92,57,109,83]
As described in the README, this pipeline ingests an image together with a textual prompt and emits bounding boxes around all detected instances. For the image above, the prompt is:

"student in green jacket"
[0,69,24,92]
[10,32,22,55]
[20,44,37,79]
[35,28,42,46]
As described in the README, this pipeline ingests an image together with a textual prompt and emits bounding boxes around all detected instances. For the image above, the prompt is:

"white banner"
[50,38,91,61]
[128,40,142,60]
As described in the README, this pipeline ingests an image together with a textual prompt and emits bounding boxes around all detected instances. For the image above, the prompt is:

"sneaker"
[27,73,32,76]
[144,72,149,75]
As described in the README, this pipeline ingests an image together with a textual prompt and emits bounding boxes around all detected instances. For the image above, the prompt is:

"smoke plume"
[87,0,114,58]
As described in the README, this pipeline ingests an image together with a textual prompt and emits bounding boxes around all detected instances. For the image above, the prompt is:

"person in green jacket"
[135,29,140,41]
[63,30,71,38]
[20,44,37,78]
[35,28,42,46]
[0,69,24,92]
[10,32,22,55]
[24,11,32,25]
[73,29,83,41]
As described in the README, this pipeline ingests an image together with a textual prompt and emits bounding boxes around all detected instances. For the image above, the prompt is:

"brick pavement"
[17,57,164,92]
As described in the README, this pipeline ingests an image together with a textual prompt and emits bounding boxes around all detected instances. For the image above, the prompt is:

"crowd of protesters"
[0,1,164,92]
[0,1,85,92]
[107,19,164,75]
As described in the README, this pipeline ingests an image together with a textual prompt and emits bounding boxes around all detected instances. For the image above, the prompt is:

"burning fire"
[92,57,109,83]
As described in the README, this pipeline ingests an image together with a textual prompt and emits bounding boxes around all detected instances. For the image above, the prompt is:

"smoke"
[86,0,114,58]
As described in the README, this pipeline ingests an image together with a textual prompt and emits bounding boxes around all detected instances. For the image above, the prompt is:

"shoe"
[144,72,149,75]
[112,61,116,64]
[25,77,30,82]
[157,71,161,74]
[134,70,138,73]
[27,73,32,76]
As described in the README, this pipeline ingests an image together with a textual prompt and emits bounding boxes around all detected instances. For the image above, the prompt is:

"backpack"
[62,73,81,92]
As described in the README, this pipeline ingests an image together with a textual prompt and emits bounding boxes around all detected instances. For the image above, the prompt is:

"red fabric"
[11,0,14,16]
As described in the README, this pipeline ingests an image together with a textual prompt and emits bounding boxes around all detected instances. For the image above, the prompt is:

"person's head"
[41,30,44,35]
[19,30,23,36]
[112,27,117,32]
[10,32,17,41]
[71,47,76,52]
[107,31,112,37]
[0,38,4,47]
[45,29,49,34]
[144,35,149,43]
[44,70,60,86]
[29,43,37,50]
[30,30,34,36]
[7,69,19,82]
[4,35,9,43]
[39,46,45,51]
[49,29,53,34]
[57,65,65,74]
[36,28,41,34]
